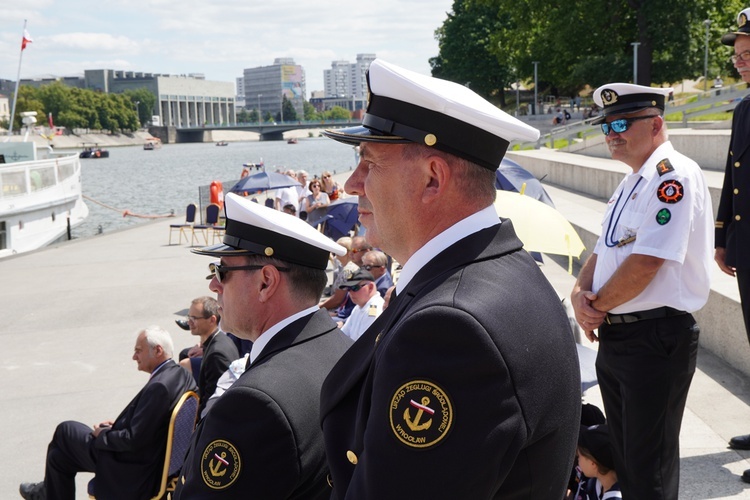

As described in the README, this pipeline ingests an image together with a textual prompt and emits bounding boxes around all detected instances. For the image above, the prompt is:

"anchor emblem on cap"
[741,13,748,27]
[601,89,618,105]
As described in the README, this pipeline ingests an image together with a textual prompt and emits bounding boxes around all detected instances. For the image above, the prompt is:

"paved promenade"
[4,195,750,498]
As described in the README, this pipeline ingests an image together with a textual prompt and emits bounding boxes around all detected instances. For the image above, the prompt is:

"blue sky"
[1,0,455,97]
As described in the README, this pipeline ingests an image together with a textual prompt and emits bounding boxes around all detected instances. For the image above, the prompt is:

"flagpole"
[7,19,28,139]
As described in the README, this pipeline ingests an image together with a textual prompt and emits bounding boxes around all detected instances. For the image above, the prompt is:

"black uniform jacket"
[717,95,750,269]
[320,220,582,499]
[198,331,239,416]
[93,360,197,500]
[175,309,353,499]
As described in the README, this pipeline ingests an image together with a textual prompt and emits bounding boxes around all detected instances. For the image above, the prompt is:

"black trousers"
[596,313,699,500]
[737,269,750,345]
[44,421,98,500]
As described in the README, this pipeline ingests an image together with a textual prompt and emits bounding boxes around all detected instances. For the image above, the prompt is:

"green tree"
[431,0,514,106]
[322,106,351,120]
[280,95,298,122]
[303,101,319,121]
[123,88,157,126]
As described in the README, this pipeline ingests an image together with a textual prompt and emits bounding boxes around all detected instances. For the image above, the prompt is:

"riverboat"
[143,137,162,150]
[79,143,109,159]
[0,112,89,258]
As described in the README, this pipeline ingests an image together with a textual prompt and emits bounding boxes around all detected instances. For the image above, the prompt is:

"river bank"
[4,128,328,150]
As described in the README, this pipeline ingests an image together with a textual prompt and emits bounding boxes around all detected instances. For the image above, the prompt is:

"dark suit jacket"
[198,331,239,416]
[93,360,197,499]
[320,221,582,499]
[174,309,353,499]
[716,95,750,269]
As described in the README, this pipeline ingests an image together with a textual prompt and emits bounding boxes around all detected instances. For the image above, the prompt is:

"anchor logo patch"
[390,380,453,448]
[201,440,241,490]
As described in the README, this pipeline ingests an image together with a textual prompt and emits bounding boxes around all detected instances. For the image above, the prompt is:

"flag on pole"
[48,112,54,128]
[22,29,33,50]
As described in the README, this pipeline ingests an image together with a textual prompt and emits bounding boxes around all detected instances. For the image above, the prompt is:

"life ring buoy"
[210,181,224,209]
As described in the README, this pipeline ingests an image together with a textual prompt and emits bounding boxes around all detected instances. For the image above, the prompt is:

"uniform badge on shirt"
[656,179,684,204]
[656,208,671,225]
[389,380,453,449]
[368,304,378,317]
[656,158,674,176]
[201,439,241,490]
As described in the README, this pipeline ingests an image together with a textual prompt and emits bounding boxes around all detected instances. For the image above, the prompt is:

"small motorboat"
[143,137,162,150]
[79,143,109,159]
[216,141,228,146]
[287,138,298,144]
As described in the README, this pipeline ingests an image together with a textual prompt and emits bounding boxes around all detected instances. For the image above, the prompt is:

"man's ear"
[422,154,451,203]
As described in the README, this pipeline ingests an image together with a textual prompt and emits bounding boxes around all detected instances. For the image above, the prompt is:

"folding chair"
[168,204,197,245]
[88,390,199,499]
[191,204,221,246]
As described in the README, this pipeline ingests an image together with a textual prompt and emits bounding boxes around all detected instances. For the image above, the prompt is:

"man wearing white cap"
[571,83,712,499]
[173,193,353,499]
[716,10,750,466]
[320,59,581,499]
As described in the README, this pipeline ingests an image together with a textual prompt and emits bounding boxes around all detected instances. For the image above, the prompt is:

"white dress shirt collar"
[248,305,319,364]
[396,205,500,294]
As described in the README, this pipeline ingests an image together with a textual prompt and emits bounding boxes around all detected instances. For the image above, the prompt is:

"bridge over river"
[149,119,362,143]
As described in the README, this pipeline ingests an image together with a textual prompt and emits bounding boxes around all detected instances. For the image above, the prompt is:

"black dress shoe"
[175,319,190,331]
[742,469,750,484]
[730,434,750,450]
[19,482,46,500]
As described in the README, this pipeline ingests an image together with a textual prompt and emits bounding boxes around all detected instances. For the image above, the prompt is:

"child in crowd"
[574,424,621,499]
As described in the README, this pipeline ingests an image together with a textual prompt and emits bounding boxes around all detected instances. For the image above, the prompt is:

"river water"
[70,138,359,239]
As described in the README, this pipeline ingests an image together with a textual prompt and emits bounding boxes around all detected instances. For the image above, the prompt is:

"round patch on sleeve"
[656,208,671,225]
[389,380,453,448]
[201,439,241,490]
[656,180,684,204]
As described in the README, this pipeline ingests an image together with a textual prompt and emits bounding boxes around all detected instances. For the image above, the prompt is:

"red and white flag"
[48,112,54,128]
[22,29,33,50]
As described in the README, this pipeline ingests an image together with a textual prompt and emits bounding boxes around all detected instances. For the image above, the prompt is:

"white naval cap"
[591,83,673,124]
[192,193,345,270]
[722,7,750,46]
[323,59,540,171]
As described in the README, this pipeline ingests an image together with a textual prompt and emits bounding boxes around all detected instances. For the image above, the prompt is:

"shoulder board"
[656,158,674,176]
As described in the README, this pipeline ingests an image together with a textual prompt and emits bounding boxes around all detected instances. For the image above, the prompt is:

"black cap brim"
[191,243,256,257]
[722,31,750,46]
[322,126,412,147]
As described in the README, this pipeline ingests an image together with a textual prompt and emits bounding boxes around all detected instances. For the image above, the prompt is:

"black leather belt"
[605,306,687,325]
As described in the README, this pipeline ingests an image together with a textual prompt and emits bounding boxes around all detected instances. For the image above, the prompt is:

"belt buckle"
[605,314,612,325]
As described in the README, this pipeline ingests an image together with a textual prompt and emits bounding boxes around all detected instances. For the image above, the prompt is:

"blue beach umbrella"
[496,157,554,207]
[229,172,300,195]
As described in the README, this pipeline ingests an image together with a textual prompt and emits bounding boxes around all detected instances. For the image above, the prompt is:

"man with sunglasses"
[716,10,750,470]
[361,250,393,298]
[173,193,352,499]
[182,296,238,418]
[337,269,384,341]
[571,82,713,499]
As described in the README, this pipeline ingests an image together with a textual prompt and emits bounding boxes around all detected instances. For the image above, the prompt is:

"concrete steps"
[505,147,750,379]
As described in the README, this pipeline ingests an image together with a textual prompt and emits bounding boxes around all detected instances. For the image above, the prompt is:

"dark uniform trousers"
[716,96,750,343]
[45,421,98,500]
[597,313,699,500]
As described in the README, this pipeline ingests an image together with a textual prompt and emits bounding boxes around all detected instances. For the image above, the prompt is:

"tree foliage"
[10,82,152,133]
[432,0,746,99]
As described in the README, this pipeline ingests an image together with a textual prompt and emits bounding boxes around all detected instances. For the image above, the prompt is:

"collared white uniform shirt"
[593,141,713,313]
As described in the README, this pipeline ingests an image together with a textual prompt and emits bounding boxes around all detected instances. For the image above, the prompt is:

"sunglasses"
[345,283,368,292]
[600,115,658,136]
[208,262,289,283]
[323,175,331,179]
[363,264,383,271]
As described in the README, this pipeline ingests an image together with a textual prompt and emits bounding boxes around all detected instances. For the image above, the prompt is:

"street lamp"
[631,42,640,84]
[704,19,712,92]
[134,101,140,127]
[257,94,262,126]
[532,61,539,115]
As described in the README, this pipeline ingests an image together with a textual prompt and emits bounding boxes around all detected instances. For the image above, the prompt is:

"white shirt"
[275,186,299,213]
[396,205,500,294]
[249,305,319,364]
[342,293,385,341]
[592,141,713,313]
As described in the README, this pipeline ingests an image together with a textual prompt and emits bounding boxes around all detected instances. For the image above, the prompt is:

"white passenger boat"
[0,112,89,258]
